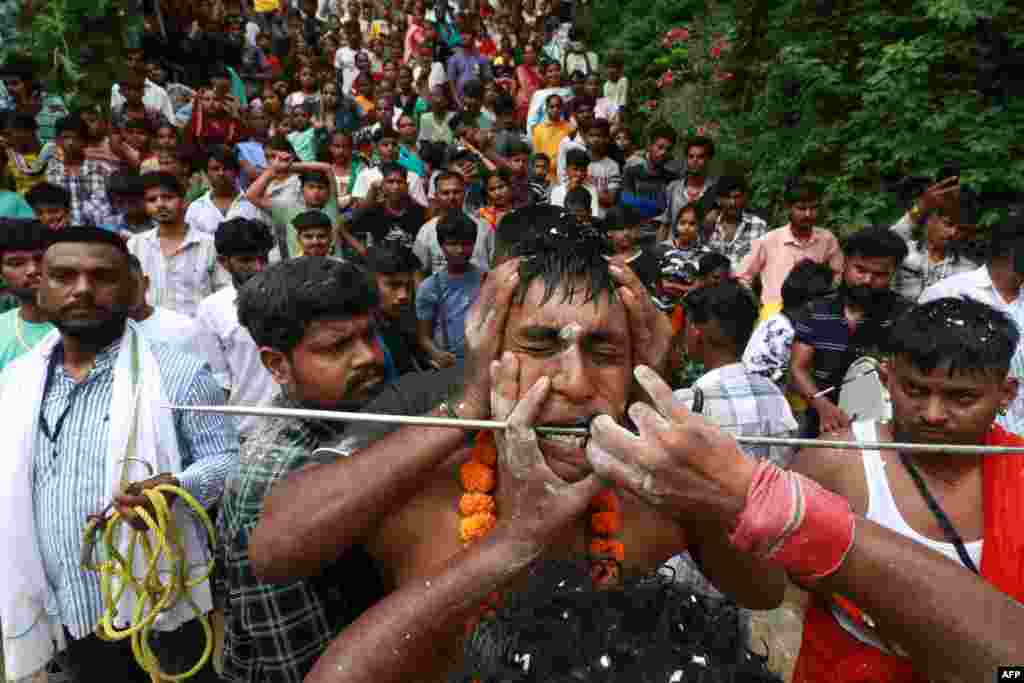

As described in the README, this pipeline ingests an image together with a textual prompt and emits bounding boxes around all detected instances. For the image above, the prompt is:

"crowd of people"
[1,0,1023,682]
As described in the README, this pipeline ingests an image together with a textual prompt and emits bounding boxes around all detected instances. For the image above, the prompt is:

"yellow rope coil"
[81,485,216,681]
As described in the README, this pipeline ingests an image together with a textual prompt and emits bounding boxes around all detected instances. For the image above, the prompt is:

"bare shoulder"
[790,427,869,515]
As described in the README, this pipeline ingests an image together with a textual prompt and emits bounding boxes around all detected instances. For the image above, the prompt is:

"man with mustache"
[217,256,391,683]
[127,172,231,318]
[789,297,1024,682]
[249,209,785,682]
[790,226,911,435]
[0,225,236,682]
[0,219,53,373]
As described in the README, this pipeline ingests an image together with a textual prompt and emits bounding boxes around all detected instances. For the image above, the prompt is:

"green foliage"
[587,0,1024,232]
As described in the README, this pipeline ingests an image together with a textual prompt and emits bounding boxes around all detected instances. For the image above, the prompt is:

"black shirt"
[349,203,428,249]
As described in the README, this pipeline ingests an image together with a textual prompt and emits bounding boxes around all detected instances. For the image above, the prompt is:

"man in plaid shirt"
[218,258,390,683]
[703,176,769,271]
[45,114,115,225]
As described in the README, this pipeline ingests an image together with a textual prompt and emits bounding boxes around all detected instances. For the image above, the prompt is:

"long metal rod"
[165,404,1024,455]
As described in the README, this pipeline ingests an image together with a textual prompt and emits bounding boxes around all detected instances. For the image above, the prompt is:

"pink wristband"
[729,460,855,582]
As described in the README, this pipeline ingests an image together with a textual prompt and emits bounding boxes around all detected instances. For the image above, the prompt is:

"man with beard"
[193,218,279,441]
[0,226,236,682]
[790,297,1024,682]
[249,217,785,682]
[790,227,911,435]
[217,257,389,683]
[0,219,53,373]
[128,172,231,317]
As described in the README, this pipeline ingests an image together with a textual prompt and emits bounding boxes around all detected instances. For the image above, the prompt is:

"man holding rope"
[0,226,235,682]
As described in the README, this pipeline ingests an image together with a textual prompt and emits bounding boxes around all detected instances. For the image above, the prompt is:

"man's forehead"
[508,279,627,338]
[893,358,1005,387]
[45,243,127,268]
[305,315,372,341]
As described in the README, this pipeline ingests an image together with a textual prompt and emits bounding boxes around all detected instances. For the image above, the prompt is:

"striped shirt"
[128,226,232,317]
[32,336,238,639]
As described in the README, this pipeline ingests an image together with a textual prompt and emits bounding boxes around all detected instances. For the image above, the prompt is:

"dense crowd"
[1,0,1023,682]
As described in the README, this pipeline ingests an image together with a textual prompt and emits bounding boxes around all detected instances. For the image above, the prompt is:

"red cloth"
[793,424,1024,683]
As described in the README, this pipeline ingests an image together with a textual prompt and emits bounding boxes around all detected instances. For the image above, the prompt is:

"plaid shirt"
[889,214,977,300]
[218,394,386,683]
[673,362,799,468]
[45,157,115,225]
[705,211,769,271]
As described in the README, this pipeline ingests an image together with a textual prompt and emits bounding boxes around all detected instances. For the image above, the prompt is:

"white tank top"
[833,421,983,650]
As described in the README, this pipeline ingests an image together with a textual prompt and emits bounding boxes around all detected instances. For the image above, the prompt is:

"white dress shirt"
[193,286,279,437]
[413,215,493,274]
[918,265,1019,311]
[185,191,271,236]
[128,226,232,318]
[136,306,201,356]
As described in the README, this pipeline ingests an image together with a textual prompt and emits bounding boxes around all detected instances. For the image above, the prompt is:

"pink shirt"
[738,224,844,304]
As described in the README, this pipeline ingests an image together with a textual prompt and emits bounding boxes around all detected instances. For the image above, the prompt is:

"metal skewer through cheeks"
[164,404,1024,455]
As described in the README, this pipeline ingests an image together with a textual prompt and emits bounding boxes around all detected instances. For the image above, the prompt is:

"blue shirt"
[236,140,267,188]
[32,336,238,638]
[415,267,483,359]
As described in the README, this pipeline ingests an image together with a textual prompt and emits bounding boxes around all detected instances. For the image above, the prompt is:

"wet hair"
[887,297,1018,377]
[365,243,419,275]
[25,182,70,210]
[436,209,478,244]
[494,204,565,263]
[457,560,779,683]
[647,123,678,146]
[206,144,241,173]
[685,135,716,159]
[783,178,821,204]
[215,218,276,257]
[0,219,50,258]
[780,259,834,316]
[842,226,909,264]
[140,171,184,197]
[515,214,616,306]
[684,281,759,350]
[237,257,378,354]
[565,148,591,170]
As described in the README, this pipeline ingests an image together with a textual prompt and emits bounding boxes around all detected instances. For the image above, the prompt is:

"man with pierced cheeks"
[249,212,786,681]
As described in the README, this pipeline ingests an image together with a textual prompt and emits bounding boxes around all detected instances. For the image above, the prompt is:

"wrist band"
[729,461,855,583]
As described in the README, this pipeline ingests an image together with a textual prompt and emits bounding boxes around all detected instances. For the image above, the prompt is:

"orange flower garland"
[457,431,625,586]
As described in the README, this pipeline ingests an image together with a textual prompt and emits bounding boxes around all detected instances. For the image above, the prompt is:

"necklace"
[458,432,625,590]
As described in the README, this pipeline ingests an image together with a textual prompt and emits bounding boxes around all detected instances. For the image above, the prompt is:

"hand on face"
[492,354,605,549]
[609,262,674,376]
[586,366,755,528]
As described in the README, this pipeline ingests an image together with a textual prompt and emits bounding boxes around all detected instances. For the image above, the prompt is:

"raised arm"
[248,261,521,582]
[586,366,1024,683]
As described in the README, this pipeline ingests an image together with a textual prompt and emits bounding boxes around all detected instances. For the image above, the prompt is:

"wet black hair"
[237,257,378,354]
[365,243,419,275]
[515,214,615,306]
[215,218,276,257]
[683,281,759,350]
[780,259,834,317]
[456,560,780,683]
[494,204,565,264]
[437,209,479,244]
[888,297,1018,377]
[841,226,909,264]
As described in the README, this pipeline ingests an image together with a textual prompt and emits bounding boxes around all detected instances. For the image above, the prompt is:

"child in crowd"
[528,152,552,203]
[364,243,423,374]
[24,182,70,230]
[666,203,708,258]
[603,205,659,291]
[2,113,56,195]
[603,51,628,108]
[550,148,598,216]
[583,118,620,218]
[291,209,339,258]
[698,251,733,288]
[415,209,483,368]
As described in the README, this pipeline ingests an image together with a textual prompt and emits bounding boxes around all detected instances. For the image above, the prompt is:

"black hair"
[299,169,331,187]
[698,251,731,277]
[564,186,593,213]
[292,209,333,232]
[685,135,716,159]
[106,171,145,197]
[684,281,759,350]
[365,243,419,275]
[504,140,531,158]
[25,182,70,209]
[515,214,616,306]
[888,298,1018,377]
[463,80,484,99]
[842,226,909,264]
[571,96,597,115]
[716,175,748,197]
[565,148,591,170]
[266,135,295,153]
[237,257,378,354]
[0,219,50,258]
[781,259,834,316]
[532,152,551,165]
[647,123,678,146]
[3,111,37,131]
[375,125,399,143]
[990,218,1024,264]
[379,162,406,179]
[606,52,625,68]
[783,178,821,204]
[493,93,517,116]
[54,114,88,138]
[602,205,643,232]
[494,205,565,263]
[457,560,780,683]
[207,144,241,173]
[215,218,276,257]
[585,118,611,136]
[123,118,153,133]
[140,171,184,197]
[437,209,478,244]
